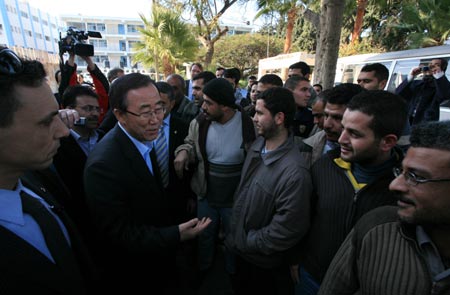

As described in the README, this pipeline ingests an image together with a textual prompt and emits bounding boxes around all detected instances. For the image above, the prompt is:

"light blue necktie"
[155,125,169,188]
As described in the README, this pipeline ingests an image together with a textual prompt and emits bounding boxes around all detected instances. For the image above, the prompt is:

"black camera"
[58,27,102,56]
[421,66,430,72]
[74,117,87,126]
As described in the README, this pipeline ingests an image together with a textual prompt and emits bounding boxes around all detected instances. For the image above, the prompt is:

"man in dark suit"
[0,46,96,293]
[155,81,195,222]
[84,73,210,294]
[53,85,104,258]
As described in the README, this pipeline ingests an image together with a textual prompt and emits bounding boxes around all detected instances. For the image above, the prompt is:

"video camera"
[58,27,102,57]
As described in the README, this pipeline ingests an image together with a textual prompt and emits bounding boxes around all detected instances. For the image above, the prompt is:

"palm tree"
[133,4,198,80]
[255,0,306,54]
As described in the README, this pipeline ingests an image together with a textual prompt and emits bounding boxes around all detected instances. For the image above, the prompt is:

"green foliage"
[133,4,199,76]
[213,33,284,76]
[341,0,450,51]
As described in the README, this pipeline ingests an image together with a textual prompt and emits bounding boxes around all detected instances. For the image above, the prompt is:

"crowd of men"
[1,44,450,295]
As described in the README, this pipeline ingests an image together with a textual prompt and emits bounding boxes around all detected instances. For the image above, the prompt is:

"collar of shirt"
[118,122,154,160]
[416,226,450,280]
[70,129,99,155]
[0,179,25,225]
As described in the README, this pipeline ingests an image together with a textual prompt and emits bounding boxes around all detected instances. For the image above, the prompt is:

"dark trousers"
[231,255,294,295]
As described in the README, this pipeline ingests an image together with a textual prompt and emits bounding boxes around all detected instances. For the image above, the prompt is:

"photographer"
[395,58,450,125]
[58,29,109,123]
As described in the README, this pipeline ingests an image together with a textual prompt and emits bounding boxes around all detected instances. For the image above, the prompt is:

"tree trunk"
[284,7,298,54]
[351,0,368,44]
[314,0,346,89]
[203,41,215,67]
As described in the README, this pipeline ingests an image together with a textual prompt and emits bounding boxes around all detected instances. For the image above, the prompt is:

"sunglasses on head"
[0,48,23,75]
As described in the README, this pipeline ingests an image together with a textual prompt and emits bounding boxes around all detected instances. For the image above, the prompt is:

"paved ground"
[198,244,234,295]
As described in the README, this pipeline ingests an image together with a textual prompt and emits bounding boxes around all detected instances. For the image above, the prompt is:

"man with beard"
[396,58,450,125]
[319,120,450,295]
[298,83,364,168]
[174,78,255,280]
[226,87,312,295]
[292,90,407,295]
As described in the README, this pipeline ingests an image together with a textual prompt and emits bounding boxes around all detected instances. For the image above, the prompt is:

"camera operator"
[59,52,109,123]
[395,58,450,125]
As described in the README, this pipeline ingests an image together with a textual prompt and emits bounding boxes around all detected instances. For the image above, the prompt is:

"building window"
[42,20,48,26]
[20,11,28,18]
[119,40,126,51]
[45,36,50,41]
[32,15,39,22]
[118,24,125,34]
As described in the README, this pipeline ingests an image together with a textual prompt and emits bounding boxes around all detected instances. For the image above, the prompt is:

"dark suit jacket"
[0,172,97,294]
[83,124,180,293]
[53,132,104,258]
[185,79,190,97]
[166,115,195,223]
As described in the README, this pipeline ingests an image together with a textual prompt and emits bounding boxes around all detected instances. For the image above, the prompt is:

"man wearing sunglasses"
[320,120,450,295]
[0,47,97,293]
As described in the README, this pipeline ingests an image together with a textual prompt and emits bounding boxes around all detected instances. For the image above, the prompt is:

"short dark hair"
[435,58,448,72]
[313,83,323,91]
[167,74,186,92]
[326,83,365,106]
[155,81,175,102]
[360,63,389,82]
[193,71,216,84]
[284,75,310,91]
[107,67,124,83]
[223,68,241,85]
[289,61,311,75]
[62,85,99,108]
[347,90,407,139]
[410,120,450,151]
[248,75,257,80]
[258,87,296,128]
[311,88,330,106]
[190,63,203,71]
[0,48,47,127]
[216,67,225,71]
[109,73,157,111]
[259,74,283,87]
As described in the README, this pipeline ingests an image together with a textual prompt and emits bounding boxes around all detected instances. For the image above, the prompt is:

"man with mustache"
[298,83,364,168]
[174,78,255,281]
[293,90,407,295]
[319,120,450,295]
[53,85,104,257]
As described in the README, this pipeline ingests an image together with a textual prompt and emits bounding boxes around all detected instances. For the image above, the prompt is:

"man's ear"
[380,134,398,152]
[379,79,388,90]
[275,112,285,126]
[113,108,125,125]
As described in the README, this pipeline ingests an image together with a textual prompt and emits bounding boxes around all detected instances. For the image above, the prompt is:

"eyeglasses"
[125,107,166,119]
[392,167,450,186]
[0,48,23,75]
[79,105,101,112]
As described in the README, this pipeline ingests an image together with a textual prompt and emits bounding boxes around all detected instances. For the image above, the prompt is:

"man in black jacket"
[0,46,96,294]
[293,90,407,295]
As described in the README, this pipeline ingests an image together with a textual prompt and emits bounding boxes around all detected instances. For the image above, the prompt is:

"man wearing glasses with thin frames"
[320,120,450,295]
[83,72,210,294]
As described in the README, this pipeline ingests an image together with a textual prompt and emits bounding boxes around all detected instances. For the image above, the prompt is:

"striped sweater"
[319,206,450,295]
